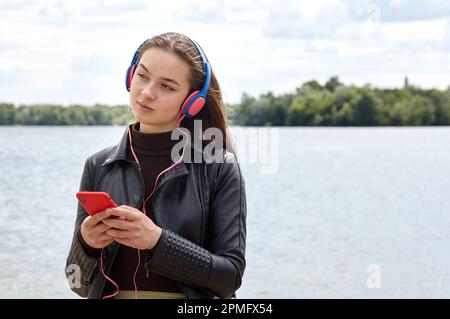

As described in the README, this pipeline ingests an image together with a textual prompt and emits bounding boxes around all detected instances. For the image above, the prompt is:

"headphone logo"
[125,37,211,118]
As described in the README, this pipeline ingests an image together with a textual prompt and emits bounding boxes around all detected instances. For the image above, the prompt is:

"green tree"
[330,86,358,125]
[0,103,15,124]
[352,89,380,126]
[245,97,273,126]
[287,98,305,126]
[325,76,342,92]
[422,89,450,125]
[405,96,435,125]
[237,92,255,125]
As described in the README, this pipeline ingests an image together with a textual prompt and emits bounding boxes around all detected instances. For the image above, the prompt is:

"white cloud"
[343,0,450,22]
[261,0,351,39]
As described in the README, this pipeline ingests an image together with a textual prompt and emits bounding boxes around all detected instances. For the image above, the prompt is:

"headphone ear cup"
[187,97,206,117]
[181,91,200,117]
[181,91,205,117]
[126,64,136,91]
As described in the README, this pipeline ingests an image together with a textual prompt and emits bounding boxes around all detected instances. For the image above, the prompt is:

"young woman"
[65,32,247,299]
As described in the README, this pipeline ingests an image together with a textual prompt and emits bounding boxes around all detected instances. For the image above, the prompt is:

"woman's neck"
[138,121,177,134]
[130,122,179,155]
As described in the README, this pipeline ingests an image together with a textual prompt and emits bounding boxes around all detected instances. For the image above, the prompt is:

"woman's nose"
[141,83,156,100]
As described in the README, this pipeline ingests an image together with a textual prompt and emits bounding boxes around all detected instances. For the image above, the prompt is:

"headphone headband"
[189,39,211,98]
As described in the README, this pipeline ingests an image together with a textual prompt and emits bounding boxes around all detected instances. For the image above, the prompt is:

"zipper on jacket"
[131,160,180,211]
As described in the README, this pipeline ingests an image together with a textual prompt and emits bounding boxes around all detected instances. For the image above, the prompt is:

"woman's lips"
[137,102,154,112]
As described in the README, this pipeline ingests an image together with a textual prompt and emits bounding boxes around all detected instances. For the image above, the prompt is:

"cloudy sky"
[1,0,449,106]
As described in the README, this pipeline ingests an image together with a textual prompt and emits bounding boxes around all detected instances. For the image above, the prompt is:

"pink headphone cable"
[100,114,188,299]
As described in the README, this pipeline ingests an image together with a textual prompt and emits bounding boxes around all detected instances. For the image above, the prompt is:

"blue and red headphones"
[125,36,211,118]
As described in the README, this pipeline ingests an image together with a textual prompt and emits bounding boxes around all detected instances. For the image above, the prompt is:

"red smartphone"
[76,191,117,216]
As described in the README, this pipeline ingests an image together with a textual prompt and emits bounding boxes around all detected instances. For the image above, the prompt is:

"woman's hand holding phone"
[80,210,116,249]
[102,205,162,251]
[76,192,162,250]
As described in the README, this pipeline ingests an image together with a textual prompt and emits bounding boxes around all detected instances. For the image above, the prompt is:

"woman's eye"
[135,74,172,90]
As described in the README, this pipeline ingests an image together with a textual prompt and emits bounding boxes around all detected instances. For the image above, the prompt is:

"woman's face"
[130,47,191,133]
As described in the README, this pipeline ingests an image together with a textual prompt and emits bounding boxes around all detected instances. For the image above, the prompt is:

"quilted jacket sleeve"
[144,152,247,298]
[65,158,100,297]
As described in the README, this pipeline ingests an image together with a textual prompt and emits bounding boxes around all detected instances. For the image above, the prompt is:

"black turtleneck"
[106,122,183,295]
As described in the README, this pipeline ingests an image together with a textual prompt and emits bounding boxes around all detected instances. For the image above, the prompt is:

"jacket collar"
[100,123,211,177]
[101,124,132,167]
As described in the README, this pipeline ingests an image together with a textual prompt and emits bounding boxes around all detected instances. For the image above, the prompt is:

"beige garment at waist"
[115,290,185,299]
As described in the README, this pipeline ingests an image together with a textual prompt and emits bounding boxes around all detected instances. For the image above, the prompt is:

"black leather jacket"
[65,125,247,299]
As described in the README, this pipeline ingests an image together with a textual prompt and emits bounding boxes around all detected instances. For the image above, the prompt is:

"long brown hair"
[135,32,235,155]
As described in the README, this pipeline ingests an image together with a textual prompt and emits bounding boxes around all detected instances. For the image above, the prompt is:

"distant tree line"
[0,103,130,125]
[229,77,450,126]
[1,77,450,126]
